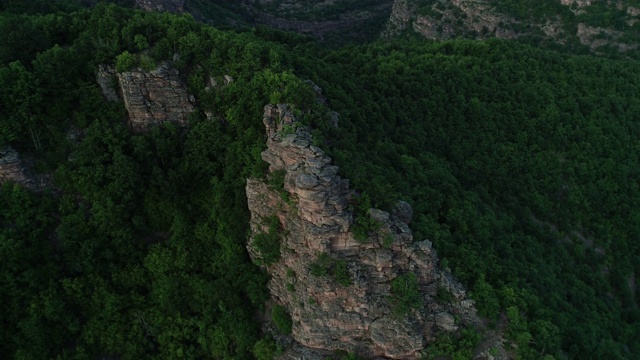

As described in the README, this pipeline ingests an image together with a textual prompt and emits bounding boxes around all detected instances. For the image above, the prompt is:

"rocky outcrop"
[97,64,195,132]
[385,0,639,53]
[0,146,49,190]
[135,0,184,12]
[96,64,119,103]
[576,23,638,52]
[384,0,517,40]
[560,0,592,7]
[246,104,506,359]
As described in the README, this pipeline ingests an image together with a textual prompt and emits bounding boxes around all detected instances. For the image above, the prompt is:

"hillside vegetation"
[0,2,638,359]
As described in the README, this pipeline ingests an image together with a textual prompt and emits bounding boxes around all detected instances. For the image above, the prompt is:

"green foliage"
[0,61,41,147]
[310,252,332,277]
[253,215,283,265]
[425,327,481,360]
[133,34,148,50]
[252,336,281,360]
[115,50,136,72]
[268,169,286,189]
[333,259,352,287]
[436,286,455,304]
[309,253,351,286]
[472,276,501,319]
[351,193,380,242]
[281,123,297,135]
[1,2,639,359]
[271,305,292,334]
[390,273,422,317]
[293,38,640,358]
[115,51,156,72]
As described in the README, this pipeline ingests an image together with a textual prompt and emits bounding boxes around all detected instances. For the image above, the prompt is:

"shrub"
[252,337,280,360]
[115,51,136,72]
[351,193,380,242]
[253,216,282,265]
[309,252,331,277]
[333,259,352,286]
[271,305,292,334]
[268,169,286,189]
[390,272,422,317]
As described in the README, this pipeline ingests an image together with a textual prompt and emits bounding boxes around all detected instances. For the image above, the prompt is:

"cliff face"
[135,0,185,12]
[385,0,640,53]
[246,105,505,359]
[385,0,516,40]
[97,64,195,132]
[0,146,49,190]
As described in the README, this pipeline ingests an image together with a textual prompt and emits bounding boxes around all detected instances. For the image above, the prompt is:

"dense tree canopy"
[0,2,638,359]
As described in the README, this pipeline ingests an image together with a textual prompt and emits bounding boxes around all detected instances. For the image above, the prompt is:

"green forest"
[0,1,638,359]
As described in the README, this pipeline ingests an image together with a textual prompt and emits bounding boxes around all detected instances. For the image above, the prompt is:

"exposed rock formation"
[97,64,195,132]
[384,0,517,40]
[385,0,639,53]
[0,146,49,190]
[576,23,638,52]
[96,64,119,103]
[246,104,506,359]
[135,0,184,12]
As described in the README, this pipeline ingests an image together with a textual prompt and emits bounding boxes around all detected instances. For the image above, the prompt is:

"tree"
[0,61,42,148]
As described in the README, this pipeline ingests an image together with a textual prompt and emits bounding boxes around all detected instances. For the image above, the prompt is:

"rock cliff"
[385,0,639,53]
[135,0,185,12]
[0,146,49,190]
[246,104,506,359]
[97,64,195,132]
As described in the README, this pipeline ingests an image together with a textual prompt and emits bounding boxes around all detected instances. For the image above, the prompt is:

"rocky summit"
[246,104,506,359]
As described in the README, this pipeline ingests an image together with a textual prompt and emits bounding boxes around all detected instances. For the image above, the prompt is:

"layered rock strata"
[246,104,505,359]
[97,64,195,132]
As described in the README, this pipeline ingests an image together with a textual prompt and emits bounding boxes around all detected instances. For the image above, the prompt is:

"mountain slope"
[385,0,640,56]
[0,3,639,360]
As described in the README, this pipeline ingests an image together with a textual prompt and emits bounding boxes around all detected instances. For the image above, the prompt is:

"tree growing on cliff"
[390,272,422,318]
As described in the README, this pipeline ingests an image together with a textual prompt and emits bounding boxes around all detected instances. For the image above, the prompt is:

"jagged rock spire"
[246,104,505,359]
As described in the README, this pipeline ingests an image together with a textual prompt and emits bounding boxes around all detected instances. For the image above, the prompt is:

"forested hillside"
[0,2,638,359]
